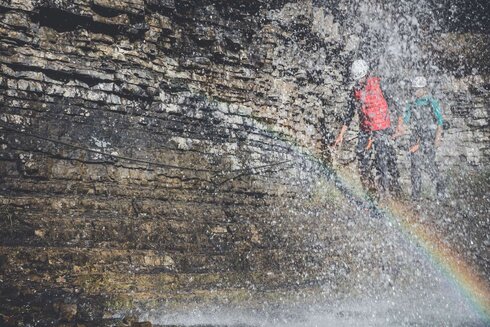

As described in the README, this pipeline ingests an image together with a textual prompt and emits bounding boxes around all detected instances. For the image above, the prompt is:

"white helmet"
[412,76,427,88]
[351,59,369,80]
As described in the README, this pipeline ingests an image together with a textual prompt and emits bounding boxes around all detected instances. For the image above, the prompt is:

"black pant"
[356,130,401,195]
[410,144,443,200]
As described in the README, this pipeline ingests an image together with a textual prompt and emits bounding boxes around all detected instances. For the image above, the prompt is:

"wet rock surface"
[0,0,488,325]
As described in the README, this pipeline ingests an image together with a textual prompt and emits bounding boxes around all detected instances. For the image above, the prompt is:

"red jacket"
[354,77,391,131]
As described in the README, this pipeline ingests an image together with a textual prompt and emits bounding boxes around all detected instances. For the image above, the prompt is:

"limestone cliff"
[0,0,488,325]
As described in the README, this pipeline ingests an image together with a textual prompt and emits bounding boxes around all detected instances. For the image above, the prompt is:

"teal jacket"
[403,96,444,126]
[403,96,443,147]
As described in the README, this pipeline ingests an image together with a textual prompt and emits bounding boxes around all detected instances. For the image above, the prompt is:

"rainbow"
[251,123,490,323]
[387,199,490,320]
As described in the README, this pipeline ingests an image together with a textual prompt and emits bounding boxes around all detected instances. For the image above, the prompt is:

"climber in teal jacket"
[394,76,445,200]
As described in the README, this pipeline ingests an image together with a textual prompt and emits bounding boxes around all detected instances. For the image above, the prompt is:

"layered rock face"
[0,0,488,325]
[0,1,384,324]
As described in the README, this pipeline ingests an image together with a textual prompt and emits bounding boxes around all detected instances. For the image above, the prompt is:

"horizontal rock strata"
[0,0,488,325]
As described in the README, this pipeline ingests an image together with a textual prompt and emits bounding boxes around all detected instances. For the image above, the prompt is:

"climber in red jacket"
[333,59,401,199]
